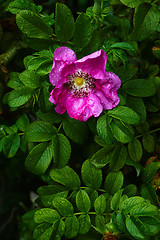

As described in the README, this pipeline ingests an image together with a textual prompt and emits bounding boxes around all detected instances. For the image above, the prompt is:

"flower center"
[65,70,95,98]
[74,77,84,86]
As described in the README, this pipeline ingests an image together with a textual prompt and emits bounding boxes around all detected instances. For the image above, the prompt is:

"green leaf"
[64,216,79,239]
[123,79,156,97]
[97,115,115,144]
[76,190,91,213]
[108,106,140,125]
[8,86,34,107]
[142,134,155,153]
[91,146,114,168]
[139,216,160,236]
[36,111,63,124]
[128,138,142,162]
[115,212,126,232]
[141,162,160,184]
[81,160,102,190]
[34,208,60,223]
[16,113,29,131]
[104,171,124,195]
[94,195,106,214]
[130,203,158,217]
[78,214,91,235]
[124,184,137,197]
[3,134,20,158]
[55,3,75,41]
[132,4,160,41]
[52,197,74,217]
[25,142,52,175]
[50,166,81,190]
[95,215,106,234]
[122,196,146,214]
[9,0,42,14]
[16,10,53,39]
[120,0,143,8]
[63,117,88,144]
[7,72,23,89]
[74,13,93,49]
[127,96,146,123]
[33,223,54,240]
[51,134,71,168]
[110,145,127,171]
[110,119,134,143]
[19,70,41,88]
[141,183,159,207]
[25,121,57,142]
[126,216,148,239]
[111,189,123,212]
[110,42,137,55]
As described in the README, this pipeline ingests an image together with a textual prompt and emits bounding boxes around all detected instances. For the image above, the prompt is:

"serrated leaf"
[52,197,74,217]
[110,145,127,171]
[111,189,123,212]
[91,146,114,168]
[16,113,29,131]
[76,190,91,213]
[25,142,52,175]
[105,171,124,195]
[34,208,60,223]
[64,216,79,239]
[142,134,155,153]
[110,119,134,143]
[130,203,158,217]
[16,10,53,39]
[19,70,41,88]
[97,115,115,144]
[74,13,93,49]
[110,42,137,55]
[122,196,146,214]
[55,3,75,41]
[94,195,106,214]
[126,216,148,239]
[78,214,91,235]
[50,166,81,190]
[141,183,159,207]
[63,117,88,144]
[141,162,160,184]
[123,79,156,97]
[124,184,137,197]
[9,0,41,14]
[7,72,23,89]
[132,4,160,41]
[127,96,146,123]
[33,223,53,240]
[81,160,102,190]
[108,106,140,125]
[8,86,34,107]
[51,134,71,168]
[128,138,142,162]
[3,134,20,158]
[25,121,57,142]
[120,0,143,8]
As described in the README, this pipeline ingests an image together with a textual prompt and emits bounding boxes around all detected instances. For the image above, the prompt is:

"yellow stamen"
[74,77,84,86]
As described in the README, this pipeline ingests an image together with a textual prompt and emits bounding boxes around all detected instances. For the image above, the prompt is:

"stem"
[136,127,160,139]
[58,122,63,133]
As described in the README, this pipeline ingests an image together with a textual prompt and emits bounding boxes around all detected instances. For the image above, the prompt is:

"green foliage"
[1,0,160,239]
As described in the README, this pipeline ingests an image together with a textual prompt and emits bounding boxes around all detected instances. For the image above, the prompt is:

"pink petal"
[75,49,107,80]
[94,72,121,109]
[53,46,77,63]
[49,47,77,87]
[49,87,70,114]
[66,93,103,121]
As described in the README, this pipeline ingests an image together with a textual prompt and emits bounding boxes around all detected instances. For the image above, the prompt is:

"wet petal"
[49,87,70,114]
[75,49,107,80]
[66,93,103,121]
[53,46,77,63]
[94,72,121,110]
[49,47,77,87]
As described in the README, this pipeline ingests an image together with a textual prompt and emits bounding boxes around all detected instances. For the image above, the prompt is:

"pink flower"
[49,47,121,121]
